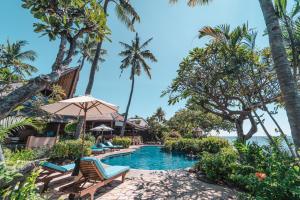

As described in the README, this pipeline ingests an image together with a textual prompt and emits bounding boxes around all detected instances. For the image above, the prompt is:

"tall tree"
[154,107,166,123]
[164,24,280,141]
[0,0,108,120]
[85,0,140,95]
[74,0,140,139]
[119,33,157,136]
[169,0,300,149]
[0,40,37,93]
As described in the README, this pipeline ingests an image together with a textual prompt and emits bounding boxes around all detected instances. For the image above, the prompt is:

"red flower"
[255,172,267,181]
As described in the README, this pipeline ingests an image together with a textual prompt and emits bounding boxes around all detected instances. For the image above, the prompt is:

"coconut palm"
[77,37,107,71]
[155,107,166,123]
[74,0,140,139]
[169,0,300,149]
[0,40,37,81]
[119,33,157,136]
[85,0,140,95]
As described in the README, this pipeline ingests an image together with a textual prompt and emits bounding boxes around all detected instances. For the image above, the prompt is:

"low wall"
[26,136,57,149]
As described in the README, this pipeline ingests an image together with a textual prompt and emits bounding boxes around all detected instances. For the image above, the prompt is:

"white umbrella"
[41,95,118,143]
[91,124,114,142]
[90,124,114,132]
[41,95,118,117]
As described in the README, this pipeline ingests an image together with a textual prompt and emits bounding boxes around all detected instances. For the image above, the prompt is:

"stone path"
[94,170,237,200]
[43,146,237,200]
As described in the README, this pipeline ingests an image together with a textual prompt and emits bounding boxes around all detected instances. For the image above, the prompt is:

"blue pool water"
[101,146,197,170]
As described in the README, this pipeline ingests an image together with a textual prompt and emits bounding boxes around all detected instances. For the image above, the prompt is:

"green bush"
[196,141,300,200]
[195,147,238,180]
[50,139,92,160]
[163,137,230,155]
[1,169,45,200]
[112,137,131,148]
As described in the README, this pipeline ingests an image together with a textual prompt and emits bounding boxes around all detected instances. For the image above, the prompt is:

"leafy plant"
[112,137,131,148]
[50,139,92,160]
[1,169,45,200]
[195,147,238,181]
[163,137,230,155]
[0,164,22,187]
[64,121,78,134]
[0,116,40,141]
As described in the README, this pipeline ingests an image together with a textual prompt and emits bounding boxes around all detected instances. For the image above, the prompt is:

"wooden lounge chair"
[39,162,75,192]
[61,157,129,200]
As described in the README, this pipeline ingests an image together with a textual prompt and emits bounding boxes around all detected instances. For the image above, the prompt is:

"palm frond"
[199,26,223,40]
[0,117,40,141]
[141,50,158,62]
[115,4,135,31]
[140,38,153,50]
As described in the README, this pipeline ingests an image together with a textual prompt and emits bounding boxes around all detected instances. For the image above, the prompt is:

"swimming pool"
[101,146,197,170]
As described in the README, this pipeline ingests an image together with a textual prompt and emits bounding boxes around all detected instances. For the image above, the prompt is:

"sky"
[0,0,293,136]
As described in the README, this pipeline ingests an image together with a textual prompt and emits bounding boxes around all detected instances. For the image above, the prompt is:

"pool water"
[101,146,197,170]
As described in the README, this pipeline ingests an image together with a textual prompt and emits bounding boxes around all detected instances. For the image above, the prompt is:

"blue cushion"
[92,148,104,152]
[105,166,130,178]
[91,145,100,150]
[81,157,129,179]
[106,142,122,148]
[106,142,113,147]
[100,143,110,148]
[41,162,75,173]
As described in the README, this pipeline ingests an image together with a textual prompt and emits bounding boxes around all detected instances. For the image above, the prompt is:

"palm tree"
[169,0,300,149]
[119,33,157,136]
[85,0,140,95]
[0,40,37,82]
[74,37,107,139]
[155,107,166,123]
[74,0,140,139]
[77,37,106,72]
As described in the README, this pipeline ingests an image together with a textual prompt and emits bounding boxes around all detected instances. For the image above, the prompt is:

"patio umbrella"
[90,124,114,142]
[41,95,117,140]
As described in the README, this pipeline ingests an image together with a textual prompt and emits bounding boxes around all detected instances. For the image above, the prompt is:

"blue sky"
[0,0,292,136]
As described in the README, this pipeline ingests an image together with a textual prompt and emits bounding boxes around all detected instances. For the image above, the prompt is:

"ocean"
[221,136,294,148]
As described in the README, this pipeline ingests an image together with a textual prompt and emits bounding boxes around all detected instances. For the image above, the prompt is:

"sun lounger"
[105,141,123,150]
[91,145,109,154]
[98,143,114,151]
[61,157,129,200]
[39,162,75,192]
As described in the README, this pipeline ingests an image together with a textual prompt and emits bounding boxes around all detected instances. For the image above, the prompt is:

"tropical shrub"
[112,137,131,148]
[50,139,92,160]
[195,147,238,181]
[163,137,230,155]
[4,148,49,169]
[0,164,22,187]
[64,121,78,134]
[195,141,300,200]
[1,169,45,200]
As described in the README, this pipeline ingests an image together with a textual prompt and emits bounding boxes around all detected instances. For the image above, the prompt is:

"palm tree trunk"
[259,0,300,149]
[73,1,110,140]
[120,75,135,136]
[85,0,109,95]
[0,144,5,162]
[73,57,86,139]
